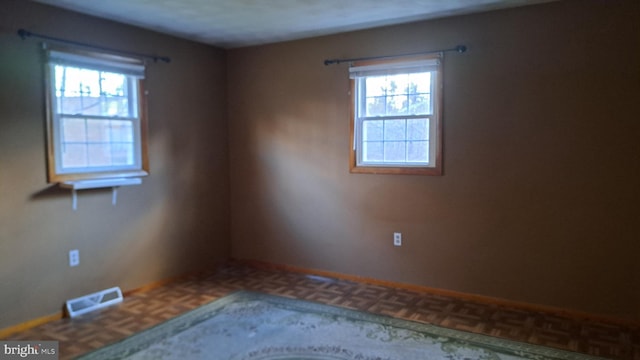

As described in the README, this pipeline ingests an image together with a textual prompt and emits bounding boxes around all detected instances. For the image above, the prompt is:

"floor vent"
[65,287,123,318]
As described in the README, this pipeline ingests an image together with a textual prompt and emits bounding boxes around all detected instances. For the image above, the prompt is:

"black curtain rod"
[17,29,171,63]
[324,45,466,66]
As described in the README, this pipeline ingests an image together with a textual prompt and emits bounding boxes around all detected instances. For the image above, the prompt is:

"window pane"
[384,141,406,162]
[409,72,431,93]
[59,95,102,115]
[407,119,429,140]
[111,143,135,166]
[407,141,429,162]
[387,95,408,115]
[408,94,430,115]
[61,118,86,142]
[384,120,406,141]
[87,143,112,167]
[366,96,387,116]
[87,119,110,142]
[56,66,100,97]
[365,77,386,97]
[363,141,383,162]
[61,144,87,168]
[363,120,383,141]
[84,143,135,168]
[110,121,134,143]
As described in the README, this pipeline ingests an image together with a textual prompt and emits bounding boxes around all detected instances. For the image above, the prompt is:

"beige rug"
[76,291,606,360]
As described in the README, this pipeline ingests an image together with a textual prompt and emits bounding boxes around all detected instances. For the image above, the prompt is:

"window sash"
[356,115,435,167]
[54,114,142,174]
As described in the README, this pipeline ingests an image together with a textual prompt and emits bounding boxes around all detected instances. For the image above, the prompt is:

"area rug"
[76,291,605,360]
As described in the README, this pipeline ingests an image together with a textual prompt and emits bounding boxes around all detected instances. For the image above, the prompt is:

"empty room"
[0,0,638,359]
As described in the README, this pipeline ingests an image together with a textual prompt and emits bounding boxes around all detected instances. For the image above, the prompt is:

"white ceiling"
[35,0,556,48]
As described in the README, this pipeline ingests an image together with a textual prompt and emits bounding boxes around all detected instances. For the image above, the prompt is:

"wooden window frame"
[349,55,443,176]
[44,46,149,183]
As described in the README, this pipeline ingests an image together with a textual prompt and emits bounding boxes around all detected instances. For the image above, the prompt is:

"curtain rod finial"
[456,45,467,53]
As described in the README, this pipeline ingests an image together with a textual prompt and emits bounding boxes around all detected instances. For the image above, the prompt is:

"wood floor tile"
[3,261,638,360]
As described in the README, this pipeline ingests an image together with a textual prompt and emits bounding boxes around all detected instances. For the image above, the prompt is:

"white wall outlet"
[69,249,80,267]
[393,232,402,246]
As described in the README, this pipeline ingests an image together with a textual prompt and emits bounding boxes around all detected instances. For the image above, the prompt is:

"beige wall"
[228,0,640,320]
[1,0,638,330]
[0,1,230,329]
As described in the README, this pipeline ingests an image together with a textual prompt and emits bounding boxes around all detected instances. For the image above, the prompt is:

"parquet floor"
[4,261,639,359]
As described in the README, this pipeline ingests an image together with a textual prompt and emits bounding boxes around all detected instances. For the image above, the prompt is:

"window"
[349,56,442,175]
[45,47,149,183]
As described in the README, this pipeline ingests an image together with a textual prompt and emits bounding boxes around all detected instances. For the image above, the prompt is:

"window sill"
[350,165,442,176]
[58,177,143,210]
[59,177,142,190]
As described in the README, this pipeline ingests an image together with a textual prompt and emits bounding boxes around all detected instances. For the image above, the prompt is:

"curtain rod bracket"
[17,28,31,40]
[17,28,171,63]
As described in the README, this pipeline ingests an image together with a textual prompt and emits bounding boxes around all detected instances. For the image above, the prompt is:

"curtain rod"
[324,45,466,66]
[17,28,171,63]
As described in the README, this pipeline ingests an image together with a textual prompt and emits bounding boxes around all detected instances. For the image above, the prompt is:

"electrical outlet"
[69,249,79,267]
[393,232,402,246]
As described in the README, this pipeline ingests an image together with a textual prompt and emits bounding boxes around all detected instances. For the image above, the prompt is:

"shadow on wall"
[29,184,68,200]
[237,96,370,267]
[29,185,119,203]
